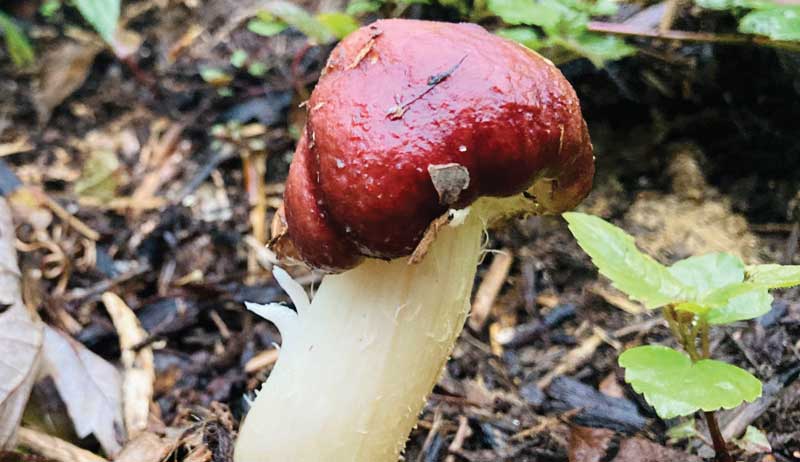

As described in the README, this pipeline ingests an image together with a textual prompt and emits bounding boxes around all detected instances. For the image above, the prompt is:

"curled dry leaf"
[40,326,125,456]
[0,198,43,449]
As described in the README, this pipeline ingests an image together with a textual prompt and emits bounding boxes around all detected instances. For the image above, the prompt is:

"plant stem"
[704,411,733,462]
[700,318,710,359]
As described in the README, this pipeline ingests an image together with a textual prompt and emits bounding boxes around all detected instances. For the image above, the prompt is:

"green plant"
[72,0,120,44]
[0,10,35,68]
[488,0,635,66]
[564,212,800,461]
[247,2,358,44]
[696,0,800,41]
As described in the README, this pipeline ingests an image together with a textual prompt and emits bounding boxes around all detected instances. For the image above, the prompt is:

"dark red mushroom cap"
[279,19,594,272]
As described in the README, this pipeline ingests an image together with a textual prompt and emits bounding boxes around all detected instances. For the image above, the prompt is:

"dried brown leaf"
[33,40,102,123]
[115,431,179,462]
[612,437,702,462]
[568,426,614,462]
[40,326,124,456]
[0,198,43,448]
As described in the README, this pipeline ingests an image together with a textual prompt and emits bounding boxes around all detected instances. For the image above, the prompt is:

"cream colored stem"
[234,209,484,462]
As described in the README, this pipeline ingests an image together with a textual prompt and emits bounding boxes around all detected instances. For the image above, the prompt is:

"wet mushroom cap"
[282,19,594,272]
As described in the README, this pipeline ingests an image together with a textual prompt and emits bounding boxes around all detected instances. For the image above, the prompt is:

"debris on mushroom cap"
[280,19,595,272]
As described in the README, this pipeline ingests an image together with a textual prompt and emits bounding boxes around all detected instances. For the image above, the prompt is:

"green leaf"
[588,0,619,16]
[40,0,62,19]
[72,0,120,43]
[346,0,383,15]
[619,345,762,419]
[695,0,765,10]
[707,288,772,325]
[199,67,233,86]
[0,11,35,68]
[702,281,758,307]
[668,253,745,298]
[563,212,688,308]
[496,27,543,49]
[556,32,635,67]
[487,0,564,28]
[262,1,334,44]
[247,17,288,37]
[745,264,800,288]
[230,49,248,68]
[316,12,359,40]
[247,61,267,77]
[739,6,800,41]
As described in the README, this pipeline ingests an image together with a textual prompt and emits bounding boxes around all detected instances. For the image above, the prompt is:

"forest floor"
[0,0,799,461]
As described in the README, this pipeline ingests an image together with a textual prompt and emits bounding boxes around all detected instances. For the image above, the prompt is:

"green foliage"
[565,212,800,420]
[248,13,288,37]
[745,263,800,288]
[496,27,543,49]
[696,0,800,42]
[317,13,360,39]
[72,0,120,43]
[487,0,634,67]
[230,49,248,68]
[563,212,687,308]
[0,11,35,68]
[40,0,63,19]
[619,346,762,419]
[249,3,363,43]
[260,2,335,44]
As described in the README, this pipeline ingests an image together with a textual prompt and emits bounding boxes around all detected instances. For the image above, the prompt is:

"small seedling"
[564,212,800,461]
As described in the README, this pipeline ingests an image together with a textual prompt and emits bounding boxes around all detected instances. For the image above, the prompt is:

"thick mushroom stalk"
[235,19,594,462]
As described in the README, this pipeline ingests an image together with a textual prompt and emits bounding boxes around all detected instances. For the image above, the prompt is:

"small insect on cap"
[277,19,594,272]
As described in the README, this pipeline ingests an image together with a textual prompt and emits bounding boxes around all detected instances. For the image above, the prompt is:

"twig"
[17,427,107,462]
[469,249,513,331]
[102,292,155,439]
[588,21,800,51]
[387,55,468,120]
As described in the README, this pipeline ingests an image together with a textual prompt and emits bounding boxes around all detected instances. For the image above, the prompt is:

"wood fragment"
[588,284,644,315]
[115,431,179,462]
[244,348,280,373]
[0,137,33,157]
[102,292,155,440]
[409,212,453,264]
[17,427,107,462]
[444,415,471,462]
[537,328,603,389]
[469,249,513,331]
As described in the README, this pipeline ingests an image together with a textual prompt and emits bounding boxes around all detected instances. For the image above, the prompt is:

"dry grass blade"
[0,198,43,449]
[16,427,108,462]
[102,292,155,440]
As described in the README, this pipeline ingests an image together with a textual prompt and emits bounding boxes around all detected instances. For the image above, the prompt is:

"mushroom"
[235,19,594,462]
